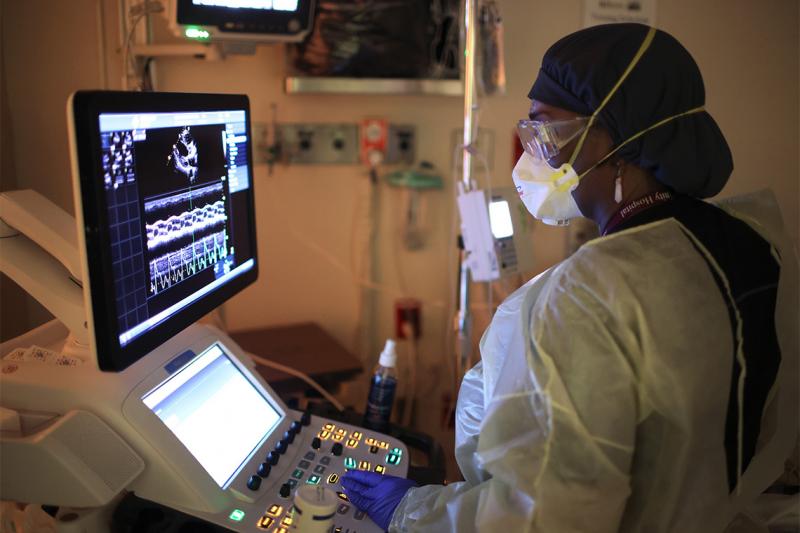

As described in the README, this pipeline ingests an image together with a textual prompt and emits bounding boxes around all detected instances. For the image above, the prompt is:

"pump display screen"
[142,344,282,487]
[489,199,513,239]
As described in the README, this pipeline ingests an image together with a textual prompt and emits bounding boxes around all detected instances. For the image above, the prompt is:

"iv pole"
[455,0,477,383]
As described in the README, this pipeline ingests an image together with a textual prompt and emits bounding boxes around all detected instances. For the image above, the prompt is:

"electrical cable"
[246,351,345,412]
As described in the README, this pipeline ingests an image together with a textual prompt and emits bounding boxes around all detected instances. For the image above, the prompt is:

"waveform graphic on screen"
[149,230,229,295]
[145,182,223,212]
[146,201,227,250]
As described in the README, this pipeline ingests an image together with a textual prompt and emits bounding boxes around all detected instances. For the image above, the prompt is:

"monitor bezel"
[70,91,259,372]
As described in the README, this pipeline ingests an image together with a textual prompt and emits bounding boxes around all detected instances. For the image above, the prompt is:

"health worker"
[342,23,799,532]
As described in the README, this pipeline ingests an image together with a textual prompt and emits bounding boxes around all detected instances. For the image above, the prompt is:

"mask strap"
[554,105,707,191]
[568,26,658,168]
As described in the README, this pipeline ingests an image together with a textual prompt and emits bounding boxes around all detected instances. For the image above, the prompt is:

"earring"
[614,163,623,204]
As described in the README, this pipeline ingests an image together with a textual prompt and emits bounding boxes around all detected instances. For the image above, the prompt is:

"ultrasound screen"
[98,110,254,348]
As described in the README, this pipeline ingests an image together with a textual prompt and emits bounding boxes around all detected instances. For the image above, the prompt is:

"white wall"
[2,1,798,454]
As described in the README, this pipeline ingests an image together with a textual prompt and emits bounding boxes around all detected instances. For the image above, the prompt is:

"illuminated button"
[378,441,390,450]
[337,491,349,501]
[358,461,371,471]
[375,464,386,474]
[369,445,379,454]
[327,473,339,484]
[391,447,403,456]
[323,423,335,431]
[307,474,321,485]
[351,431,363,440]
[292,468,304,480]
[281,515,293,527]
[337,503,350,514]
[276,528,289,533]
[266,505,283,517]
[319,430,331,440]
[229,509,245,522]
[387,453,401,466]
[335,428,347,436]
[346,438,359,448]
[365,437,376,446]
[344,457,357,470]
[334,528,343,533]
[332,434,345,442]
[256,516,273,529]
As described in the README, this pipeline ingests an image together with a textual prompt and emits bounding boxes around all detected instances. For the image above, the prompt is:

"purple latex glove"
[341,470,416,531]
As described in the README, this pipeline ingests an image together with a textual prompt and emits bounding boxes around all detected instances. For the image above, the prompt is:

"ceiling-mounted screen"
[172,0,315,42]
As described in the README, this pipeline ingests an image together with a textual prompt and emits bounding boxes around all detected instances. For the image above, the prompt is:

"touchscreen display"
[142,344,281,487]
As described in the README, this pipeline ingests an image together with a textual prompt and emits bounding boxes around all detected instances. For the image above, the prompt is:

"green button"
[387,453,401,466]
[344,457,357,469]
[307,474,321,485]
[229,509,245,522]
[292,468,304,479]
[391,447,403,456]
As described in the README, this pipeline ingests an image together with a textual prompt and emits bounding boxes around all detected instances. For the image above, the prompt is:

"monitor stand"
[0,189,90,357]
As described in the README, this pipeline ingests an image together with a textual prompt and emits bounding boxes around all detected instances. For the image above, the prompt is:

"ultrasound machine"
[0,91,407,532]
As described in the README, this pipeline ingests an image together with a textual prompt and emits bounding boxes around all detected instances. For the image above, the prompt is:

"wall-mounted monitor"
[170,0,315,42]
[68,91,259,371]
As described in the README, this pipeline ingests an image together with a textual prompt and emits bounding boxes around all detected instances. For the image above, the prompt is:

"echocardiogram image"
[167,127,199,182]
[133,123,227,199]
[133,124,233,300]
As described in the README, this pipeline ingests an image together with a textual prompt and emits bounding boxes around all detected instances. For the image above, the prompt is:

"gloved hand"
[341,470,416,531]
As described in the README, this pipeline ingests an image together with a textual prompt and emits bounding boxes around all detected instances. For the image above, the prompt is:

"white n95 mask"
[512,151,582,226]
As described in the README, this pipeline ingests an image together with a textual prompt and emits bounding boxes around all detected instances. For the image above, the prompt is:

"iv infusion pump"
[0,91,406,532]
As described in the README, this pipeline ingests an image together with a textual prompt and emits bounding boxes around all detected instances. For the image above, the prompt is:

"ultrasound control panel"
[130,334,408,533]
[177,410,409,533]
[230,413,409,533]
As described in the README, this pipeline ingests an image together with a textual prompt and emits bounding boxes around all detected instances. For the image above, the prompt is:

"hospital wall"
[1,0,798,433]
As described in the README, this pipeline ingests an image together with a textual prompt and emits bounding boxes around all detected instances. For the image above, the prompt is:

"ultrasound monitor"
[69,91,258,371]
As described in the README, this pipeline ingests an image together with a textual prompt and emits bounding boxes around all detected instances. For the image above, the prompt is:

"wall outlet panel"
[278,124,360,164]
[385,125,415,165]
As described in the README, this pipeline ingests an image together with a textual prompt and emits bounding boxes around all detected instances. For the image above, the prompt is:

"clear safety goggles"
[517,116,591,166]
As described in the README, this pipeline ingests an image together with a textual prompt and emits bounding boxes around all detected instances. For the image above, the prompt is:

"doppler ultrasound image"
[167,127,199,182]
